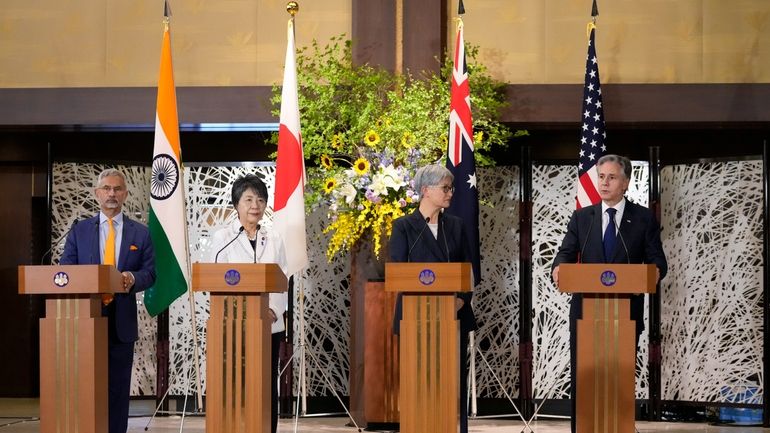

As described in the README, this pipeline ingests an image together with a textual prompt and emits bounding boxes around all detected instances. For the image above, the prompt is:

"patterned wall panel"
[531,162,649,400]
[52,160,763,406]
[474,166,521,397]
[660,161,764,403]
[51,162,524,399]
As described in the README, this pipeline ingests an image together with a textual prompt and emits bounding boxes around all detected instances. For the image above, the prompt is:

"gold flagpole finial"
[586,22,596,39]
[287,1,299,17]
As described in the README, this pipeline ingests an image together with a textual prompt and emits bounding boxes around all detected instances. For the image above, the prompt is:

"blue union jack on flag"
[576,25,608,209]
[446,19,480,286]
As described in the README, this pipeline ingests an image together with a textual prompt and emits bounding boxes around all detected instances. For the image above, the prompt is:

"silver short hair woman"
[413,164,454,200]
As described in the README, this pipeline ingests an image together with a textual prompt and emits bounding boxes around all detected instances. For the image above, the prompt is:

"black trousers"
[108,339,134,433]
[271,331,284,433]
[460,330,470,433]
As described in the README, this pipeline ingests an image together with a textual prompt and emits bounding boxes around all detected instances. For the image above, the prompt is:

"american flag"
[446,18,480,286]
[575,26,607,209]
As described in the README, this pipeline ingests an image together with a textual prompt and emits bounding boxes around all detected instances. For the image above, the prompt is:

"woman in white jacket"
[206,174,288,433]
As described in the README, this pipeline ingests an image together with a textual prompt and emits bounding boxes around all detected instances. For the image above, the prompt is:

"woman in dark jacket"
[389,164,477,433]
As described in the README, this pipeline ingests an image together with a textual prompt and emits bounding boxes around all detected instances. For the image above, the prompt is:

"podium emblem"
[419,269,436,285]
[600,270,616,286]
[224,269,241,286]
[53,272,69,287]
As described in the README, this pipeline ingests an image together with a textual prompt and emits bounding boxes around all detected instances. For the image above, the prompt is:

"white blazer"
[207,220,289,334]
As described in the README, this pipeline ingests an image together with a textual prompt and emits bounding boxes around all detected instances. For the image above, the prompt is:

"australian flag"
[446,19,481,286]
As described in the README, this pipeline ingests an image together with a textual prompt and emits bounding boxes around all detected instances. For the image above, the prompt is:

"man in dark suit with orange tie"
[552,154,667,433]
[61,168,155,433]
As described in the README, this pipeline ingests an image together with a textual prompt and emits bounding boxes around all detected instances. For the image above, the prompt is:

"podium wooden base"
[40,297,108,433]
[399,295,458,433]
[576,295,636,433]
[363,281,399,423]
[206,294,271,433]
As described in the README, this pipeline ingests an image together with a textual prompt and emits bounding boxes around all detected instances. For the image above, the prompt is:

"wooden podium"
[558,263,657,433]
[363,281,399,424]
[192,263,287,433]
[18,264,124,433]
[385,262,471,433]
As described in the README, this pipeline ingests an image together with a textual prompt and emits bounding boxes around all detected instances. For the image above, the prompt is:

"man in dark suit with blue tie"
[552,154,667,433]
[60,169,156,433]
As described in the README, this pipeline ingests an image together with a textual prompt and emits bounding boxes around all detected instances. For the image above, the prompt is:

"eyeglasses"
[430,185,455,194]
[97,185,126,193]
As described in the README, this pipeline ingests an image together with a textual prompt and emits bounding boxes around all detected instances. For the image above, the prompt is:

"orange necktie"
[102,218,116,306]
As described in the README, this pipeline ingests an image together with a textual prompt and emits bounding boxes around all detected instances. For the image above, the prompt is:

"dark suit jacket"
[389,210,478,334]
[552,200,667,333]
[60,214,156,343]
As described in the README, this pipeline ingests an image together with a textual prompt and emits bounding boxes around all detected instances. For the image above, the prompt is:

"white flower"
[336,182,357,205]
[379,164,407,190]
[368,174,389,196]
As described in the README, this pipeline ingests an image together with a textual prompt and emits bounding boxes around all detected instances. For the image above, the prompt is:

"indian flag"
[144,20,190,317]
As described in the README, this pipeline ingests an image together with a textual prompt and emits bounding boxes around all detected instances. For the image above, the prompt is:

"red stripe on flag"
[453,124,462,164]
[578,171,601,204]
[274,123,303,211]
[450,78,472,128]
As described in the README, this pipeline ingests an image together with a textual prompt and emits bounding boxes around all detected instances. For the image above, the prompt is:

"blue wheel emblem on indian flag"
[600,270,617,286]
[151,153,179,200]
[419,269,436,285]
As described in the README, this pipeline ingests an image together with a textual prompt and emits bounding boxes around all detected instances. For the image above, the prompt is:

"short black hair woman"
[388,164,478,433]
[207,173,288,433]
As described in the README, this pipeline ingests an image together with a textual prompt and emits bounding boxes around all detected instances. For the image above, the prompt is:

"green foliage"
[269,34,524,258]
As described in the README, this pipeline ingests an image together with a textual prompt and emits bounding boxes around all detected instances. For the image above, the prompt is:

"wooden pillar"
[576,296,636,433]
[206,294,271,433]
[39,297,108,433]
[352,0,447,75]
[400,294,459,433]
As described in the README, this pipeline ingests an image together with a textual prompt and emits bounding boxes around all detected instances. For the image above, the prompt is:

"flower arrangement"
[271,35,522,260]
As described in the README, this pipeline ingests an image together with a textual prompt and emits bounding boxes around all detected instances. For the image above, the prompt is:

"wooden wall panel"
[0,0,351,87]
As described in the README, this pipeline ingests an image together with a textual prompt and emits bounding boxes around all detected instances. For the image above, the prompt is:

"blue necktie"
[603,208,617,262]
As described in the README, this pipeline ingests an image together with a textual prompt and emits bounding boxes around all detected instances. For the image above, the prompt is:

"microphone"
[215,226,244,263]
[617,228,631,264]
[407,217,430,262]
[253,224,261,264]
[41,218,79,265]
[578,208,595,263]
[441,218,450,262]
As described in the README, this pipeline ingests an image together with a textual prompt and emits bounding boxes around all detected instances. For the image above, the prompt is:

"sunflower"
[331,133,342,150]
[401,131,414,148]
[353,157,370,175]
[320,154,333,170]
[323,178,337,194]
[364,130,380,147]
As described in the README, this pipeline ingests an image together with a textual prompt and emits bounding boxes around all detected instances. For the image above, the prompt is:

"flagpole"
[160,10,205,413]
[181,167,204,413]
